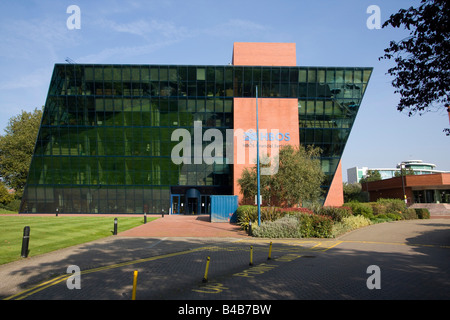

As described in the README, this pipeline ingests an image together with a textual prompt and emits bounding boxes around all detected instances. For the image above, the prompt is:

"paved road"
[1,219,449,302]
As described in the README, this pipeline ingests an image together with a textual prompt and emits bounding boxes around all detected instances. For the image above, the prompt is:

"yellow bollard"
[202,257,211,283]
[268,242,273,260]
[249,246,254,266]
[132,270,138,300]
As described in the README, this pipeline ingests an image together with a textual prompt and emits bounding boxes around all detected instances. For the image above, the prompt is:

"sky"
[0,0,448,181]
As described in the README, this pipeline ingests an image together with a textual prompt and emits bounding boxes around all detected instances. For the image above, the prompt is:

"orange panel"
[233,98,299,203]
[232,42,296,66]
[323,161,344,207]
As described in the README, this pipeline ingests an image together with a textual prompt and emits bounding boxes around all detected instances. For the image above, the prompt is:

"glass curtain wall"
[20,64,372,213]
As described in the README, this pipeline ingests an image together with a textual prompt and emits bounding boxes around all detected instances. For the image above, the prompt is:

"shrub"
[402,208,418,220]
[252,215,302,238]
[281,207,315,214]
[344,202,374,219]
[386,213,403,221]
[376,198,407,213]
[332,215,372,237]
[236,205,314,231]
[236,205,257,230]
[369,202,387,215]
[289,212,333,238]
[414,208,430,219]
[316,206,352,222]
[309,214,334,238]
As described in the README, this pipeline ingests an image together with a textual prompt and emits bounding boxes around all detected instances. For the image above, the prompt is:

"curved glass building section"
[20,57,372,214]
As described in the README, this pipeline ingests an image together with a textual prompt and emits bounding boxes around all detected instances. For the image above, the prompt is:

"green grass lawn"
[0,215,156,265]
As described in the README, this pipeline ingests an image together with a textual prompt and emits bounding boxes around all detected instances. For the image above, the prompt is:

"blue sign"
[244,130,290,142]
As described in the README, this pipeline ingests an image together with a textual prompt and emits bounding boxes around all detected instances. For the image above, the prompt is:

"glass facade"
[20,64,372,214]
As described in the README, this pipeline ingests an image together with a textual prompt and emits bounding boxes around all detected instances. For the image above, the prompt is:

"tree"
[0,108,43,197]
[394,168,416,177]
[0,181,14,205]
[237,145,324,207]
[359,170,382,183]
[343,182,365,203]
[379,0,450,134]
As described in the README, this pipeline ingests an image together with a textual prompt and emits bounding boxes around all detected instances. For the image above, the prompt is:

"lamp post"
[256,86,261,226]
[400,163,407,204]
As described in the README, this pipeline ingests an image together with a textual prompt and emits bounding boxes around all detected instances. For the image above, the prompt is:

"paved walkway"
[1,217,449,301]
[118,214,248,238]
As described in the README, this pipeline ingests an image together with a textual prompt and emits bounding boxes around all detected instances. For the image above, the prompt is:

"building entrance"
[170,194,185,214]
[170,187,213,215]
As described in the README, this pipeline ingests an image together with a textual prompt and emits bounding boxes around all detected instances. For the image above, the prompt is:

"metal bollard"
[21,226,30,258]
[248,221,252,236]
[144,212,147,224]
[132,270,138,300]
[113,218,118,235]
[268,241,273,260]
[249,246,254,266]
[202,257,211,283]
[162,209,165,218]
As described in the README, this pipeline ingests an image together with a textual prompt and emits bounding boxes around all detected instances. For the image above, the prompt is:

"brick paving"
[118,214,249,238]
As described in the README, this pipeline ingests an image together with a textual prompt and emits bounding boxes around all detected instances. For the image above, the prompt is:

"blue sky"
[0,0,448,180]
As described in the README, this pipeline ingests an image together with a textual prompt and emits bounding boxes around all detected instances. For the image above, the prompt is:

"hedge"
[315,206,353,222]
[414,208,430,219]
[251,216,302,238]
[236,205,314,231]
[252,212,334,238]
[332,215,372,237]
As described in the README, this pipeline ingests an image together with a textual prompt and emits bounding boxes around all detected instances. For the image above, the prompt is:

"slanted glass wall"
[21,64,372,213]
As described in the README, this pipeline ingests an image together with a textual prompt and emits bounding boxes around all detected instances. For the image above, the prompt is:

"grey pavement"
[1,219,449,301]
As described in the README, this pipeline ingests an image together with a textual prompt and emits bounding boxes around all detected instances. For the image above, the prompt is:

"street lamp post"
[256,86,261,226]
[400,162,407,204]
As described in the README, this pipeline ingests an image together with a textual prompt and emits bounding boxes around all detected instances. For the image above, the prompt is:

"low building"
[361,173,450,216]
[347,160,449,183]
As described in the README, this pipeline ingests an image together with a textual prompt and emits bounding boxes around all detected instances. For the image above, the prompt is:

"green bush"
[309,214,334,238]
[289,212,333,238]
[414,208,430,219]
[3,199,20,212]
[369,202,387,215]
[236,205,315,232]
[252,216,302,238]
[316,206,352,222]
[251,212,333,238]
[236,205,257,230]
[332,215,372,237]
[402,208,418,220]
[376,198,406,213]
[344,202,374,219]
[386,213,403,221]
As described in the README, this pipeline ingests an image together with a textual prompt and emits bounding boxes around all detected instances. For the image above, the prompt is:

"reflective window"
[21,64,372,213]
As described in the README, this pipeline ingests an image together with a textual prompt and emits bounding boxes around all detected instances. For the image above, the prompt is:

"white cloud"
[96,18,190,40]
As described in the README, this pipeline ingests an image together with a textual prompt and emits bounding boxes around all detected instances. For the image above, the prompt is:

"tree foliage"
[359,170,382,183]
[237,145,324,207]
[0,108,43,196]
[0,181,14,205]
[394,168,416,177]
[379,0,450,134]
[343,182,365,203]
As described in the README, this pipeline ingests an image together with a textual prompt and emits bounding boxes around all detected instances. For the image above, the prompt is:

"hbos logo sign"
[244,130,291,142]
